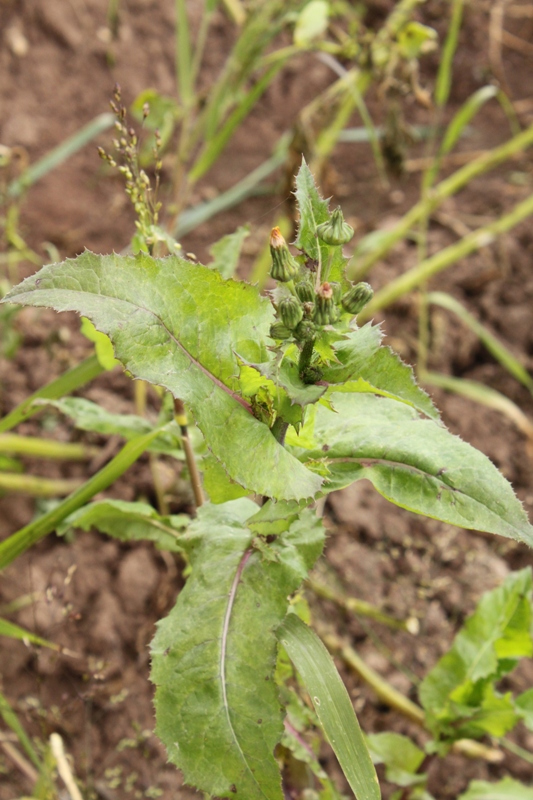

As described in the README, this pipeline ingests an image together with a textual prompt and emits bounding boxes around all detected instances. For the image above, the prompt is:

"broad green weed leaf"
[3,252,321,501]
[419,568,532,741]
[291,393,533,545]
[458,778,533,800]
[40,398,184,457]
[322,325,439,420]
[57,499,188,551]
[209,225,250,279]
[202,454,250,503]
[515,687,533,731]
[151,499,325,800]
[294,1,329,47]
[277,613,380,800]
[365,732,425,788]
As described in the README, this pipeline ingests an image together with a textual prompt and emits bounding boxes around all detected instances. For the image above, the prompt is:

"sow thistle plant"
[2,162,533,800]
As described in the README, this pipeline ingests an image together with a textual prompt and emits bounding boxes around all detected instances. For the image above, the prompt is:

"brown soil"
[1,1,533,799]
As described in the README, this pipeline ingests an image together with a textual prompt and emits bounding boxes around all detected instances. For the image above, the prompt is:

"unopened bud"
[269,227,298,282]
[317,207,354,246]
[269,322,292,340]
[313,282,339,325]
[294,319,316,342]
[295,279,315,304]
[278,296,304,330]
[341,282,374,315]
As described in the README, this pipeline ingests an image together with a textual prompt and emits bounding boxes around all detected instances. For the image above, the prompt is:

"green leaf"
[515,687,533,731]
[202,454,250,504]
[0,690,41,770]
[151,499,325,800]
[3,252,321,501]
[57,499,188,551]
[40,397,184,457]
[366,732,425,788]
[294,1,329,47]
[294,160,348,285]
[80,317,119,370]
[277,614,380,800]
[419,568,532,741]
[322,326,440,420]
[292,393,533,546]
[209,225,250,279]
[458,778,533,800]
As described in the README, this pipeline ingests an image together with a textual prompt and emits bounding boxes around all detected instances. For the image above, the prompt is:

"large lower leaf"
[291,393,533,546]
[150,499,325,800]
[4,252,321,501]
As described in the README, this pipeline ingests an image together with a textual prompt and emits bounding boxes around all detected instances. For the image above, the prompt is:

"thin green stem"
[0,473,83,497]
[308,578,414,632]
[270,417,289,446]
[298,338,316,382]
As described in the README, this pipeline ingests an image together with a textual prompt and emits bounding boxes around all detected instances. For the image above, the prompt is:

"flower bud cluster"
[268,227,374,344]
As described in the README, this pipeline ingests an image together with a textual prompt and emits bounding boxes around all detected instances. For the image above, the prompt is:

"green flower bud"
[295,279,315,304]
[313,282,340,326]
[316,207,354,246]
[269,322,292,340]
[341,282,374,315]
[329,281,342,304]
[269,227,299,282]
[278,296,304,330]
[294,319,316,342]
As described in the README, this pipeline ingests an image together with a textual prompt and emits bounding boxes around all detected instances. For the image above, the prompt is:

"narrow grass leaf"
[209,225,250,279]
[3,252,321,501]
[0,618,61,651]
[0,690,41,769]
[428,292,533,394]
[440,86,498,157]
[0,428,163,570]
[277,613,381,800]
[151,499,325,799]
[7,113,115,198]
[0,354,104,435]
[434,0,464,108]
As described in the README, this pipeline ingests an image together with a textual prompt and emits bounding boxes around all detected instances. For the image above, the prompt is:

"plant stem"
[308,578,416,632]
[298,339,316,381]
[174,399,204,508]
[270,417,289,446]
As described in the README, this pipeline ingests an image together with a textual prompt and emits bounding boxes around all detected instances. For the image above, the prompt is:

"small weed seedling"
[2,161,533,799]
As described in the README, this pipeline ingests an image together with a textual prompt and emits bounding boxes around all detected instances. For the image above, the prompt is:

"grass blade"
[175,0,193,106]
[351,124,533,278]
[0,618,61,652]
[420,371,533,444]
[428,292,533,394]
[278,613,381,800]
[0,354,105,434]
[7,113,115,198]
[0,428,163,570]
[440,86,498,157]
[358,191,533,314]
[0,690,41,770]
[435,0,464,108]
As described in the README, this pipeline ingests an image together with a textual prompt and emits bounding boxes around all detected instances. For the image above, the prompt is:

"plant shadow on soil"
[1,1,533,798]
